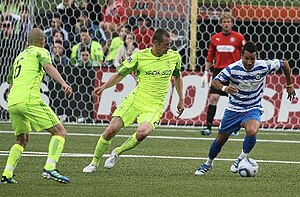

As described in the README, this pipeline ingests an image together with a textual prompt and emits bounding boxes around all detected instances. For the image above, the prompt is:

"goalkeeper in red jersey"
[201,13,246,136]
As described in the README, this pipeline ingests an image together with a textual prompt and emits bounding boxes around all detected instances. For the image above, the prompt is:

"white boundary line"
[1,130,300,144]
[0,151,299,164]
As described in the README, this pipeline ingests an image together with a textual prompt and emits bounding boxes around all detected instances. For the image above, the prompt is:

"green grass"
[0,123,300,196]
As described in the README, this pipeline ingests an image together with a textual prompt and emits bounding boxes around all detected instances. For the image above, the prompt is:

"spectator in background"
[45,28,71,58]
[80,0,102,25]
[56,0,81,37]
[114,32,139,67]
[52,39,68,66]
[133,15,154,50]
[70,26,104,66]
[44,13,69,45]
[100,0,127,40]
[0,0,21,17]
[6,5,30,39]
[74,46,101,67]
[74,10,107,48]
[105,25,129,67]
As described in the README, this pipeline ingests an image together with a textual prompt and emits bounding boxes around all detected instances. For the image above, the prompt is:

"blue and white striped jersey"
[214,59,282,112]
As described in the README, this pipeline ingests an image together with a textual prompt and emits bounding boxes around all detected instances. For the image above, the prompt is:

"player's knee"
[16,134,29,148]
[246,129,257,136]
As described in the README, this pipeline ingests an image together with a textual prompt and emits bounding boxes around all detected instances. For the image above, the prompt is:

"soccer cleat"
[0,176,17,184]
[231,131,239,136]
[201,128,212,135]
[194,163,213,176]
[82,163,97,173]
[42,169,70,183]
[230,158,241,173]
[104,150,119,169]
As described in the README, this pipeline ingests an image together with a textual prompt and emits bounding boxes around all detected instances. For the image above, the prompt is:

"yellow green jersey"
[106,37,124,61]
[7,46,51,106]
[117,48,181,108]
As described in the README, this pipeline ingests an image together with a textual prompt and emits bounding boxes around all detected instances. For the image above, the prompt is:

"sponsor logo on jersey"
[145,69,172,76]
[127,56,133,63]
[255,74,261,80]
[216,45,235,52]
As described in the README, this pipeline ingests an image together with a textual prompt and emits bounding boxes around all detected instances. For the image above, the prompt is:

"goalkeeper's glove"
[201,71,209,88]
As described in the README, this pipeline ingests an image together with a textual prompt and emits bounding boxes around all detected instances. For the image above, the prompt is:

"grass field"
[0,123,300,196]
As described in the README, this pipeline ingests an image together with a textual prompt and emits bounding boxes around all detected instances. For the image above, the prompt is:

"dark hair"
[152,29,170,43]
[242,41,257,55]
[80,45,90,53]
[52,28,64,38]
[80,26,89,34]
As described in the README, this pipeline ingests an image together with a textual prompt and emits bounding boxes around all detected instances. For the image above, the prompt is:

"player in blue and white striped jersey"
[195,41,296,176]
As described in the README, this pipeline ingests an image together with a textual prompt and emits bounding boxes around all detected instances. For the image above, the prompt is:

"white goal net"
[0,0,299,129]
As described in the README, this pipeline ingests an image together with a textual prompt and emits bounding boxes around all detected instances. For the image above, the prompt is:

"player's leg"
[42,123,69,183]
[104,108,160,169]
[83,116,124,172]
[25,101,69,183]
[202,93,220,135]
[231,109,261,173]
[1,104,31,184]
[196,109,242,175]
[230,109,261,173]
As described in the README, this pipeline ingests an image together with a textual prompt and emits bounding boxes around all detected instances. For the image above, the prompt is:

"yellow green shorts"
[8,102,60,135]
[112,95,163,129]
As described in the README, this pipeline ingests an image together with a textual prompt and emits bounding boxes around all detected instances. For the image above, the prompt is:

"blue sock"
[243,135,256,154]
[208,139,223,160]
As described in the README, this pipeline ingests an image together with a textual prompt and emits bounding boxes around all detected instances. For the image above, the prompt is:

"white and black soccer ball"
[238,158,259,177]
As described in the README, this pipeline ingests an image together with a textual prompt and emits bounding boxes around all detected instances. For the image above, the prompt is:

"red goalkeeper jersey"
[206,30,245,69]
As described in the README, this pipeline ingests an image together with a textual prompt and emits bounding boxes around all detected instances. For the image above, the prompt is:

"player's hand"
[286,85,296,101]
[62,83,73,97]
[225,85,238,95]
[176,98,184,118]
[92,86,105,96]
[201,71,209,88]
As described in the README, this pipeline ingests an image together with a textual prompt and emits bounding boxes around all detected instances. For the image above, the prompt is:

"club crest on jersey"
[230,37,236,42]
[166,60,171,67]
[127,56,133,63]
[255,74,261,80]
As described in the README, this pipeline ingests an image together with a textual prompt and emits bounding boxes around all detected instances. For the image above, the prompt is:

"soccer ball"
[238,158,259,177]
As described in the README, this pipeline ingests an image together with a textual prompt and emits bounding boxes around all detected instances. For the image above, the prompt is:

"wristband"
[221,86,227,92]
[286,84,293,88]
[204,71,209,77]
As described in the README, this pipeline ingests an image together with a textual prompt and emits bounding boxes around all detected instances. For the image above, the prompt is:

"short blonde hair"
[220,13,234,23]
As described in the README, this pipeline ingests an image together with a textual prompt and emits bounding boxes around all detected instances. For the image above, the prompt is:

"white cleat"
[230,159,241,173]
[104,151,119,169]
[83,163,97,173]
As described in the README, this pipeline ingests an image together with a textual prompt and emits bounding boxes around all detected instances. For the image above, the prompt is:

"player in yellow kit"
[83,28,184,172]
[1,28,72,184]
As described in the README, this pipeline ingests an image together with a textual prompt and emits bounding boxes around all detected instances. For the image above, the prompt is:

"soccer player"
[83,29,184,172]
[201,13,245,136]
[195,41,296,176]
[0,28,73,184]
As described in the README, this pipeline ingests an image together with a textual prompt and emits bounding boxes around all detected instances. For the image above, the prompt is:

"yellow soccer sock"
[114,132,140,155]
[91,135,111,166]
[44,135,65,171]
[2,144,24,178]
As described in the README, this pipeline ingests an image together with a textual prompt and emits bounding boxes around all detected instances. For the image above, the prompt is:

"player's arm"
[7,66,13,90]
[173,74,184,117]
[201,40,215,87]
[173,58,184,117]
[281,60,296,101]
[212,79,237,95]
[93,53,138,96]
[44,63,73,97]
[92,72,124,96]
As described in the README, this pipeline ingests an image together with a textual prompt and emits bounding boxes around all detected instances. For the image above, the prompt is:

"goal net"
[0,0,299,129]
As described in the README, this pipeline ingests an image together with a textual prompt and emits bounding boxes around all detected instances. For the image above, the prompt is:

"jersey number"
[13,58,23,79]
